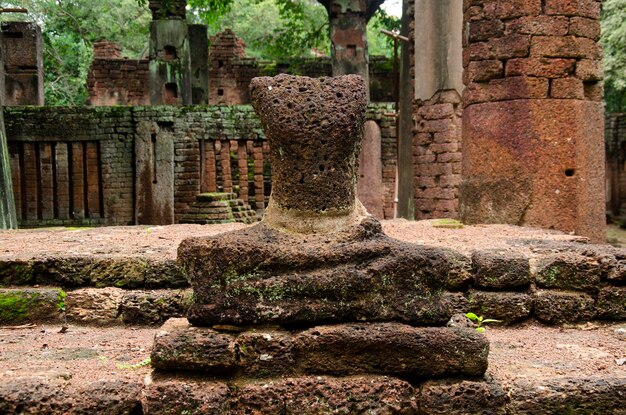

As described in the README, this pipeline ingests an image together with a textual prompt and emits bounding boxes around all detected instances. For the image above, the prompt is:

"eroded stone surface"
[230,375,418,415]
[472,249,531,289]
[468,290,533,324]
[151,320,489,379]
[249,74,368,233]
[534,290,596,324]
[181,220,466,327]
[420,378,509,415]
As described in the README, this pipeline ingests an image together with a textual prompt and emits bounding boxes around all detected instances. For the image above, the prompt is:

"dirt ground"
[0,219,590,261]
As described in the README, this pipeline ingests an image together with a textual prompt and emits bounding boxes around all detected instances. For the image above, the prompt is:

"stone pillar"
[249,74,369,234]
[325,0,384,100]
[0,22,44,106]
[328,0,368,81]
[148,0,187,19]
[148,1,192,105]
[412,0,464,220]
[0,49,17,229]
[189,24,209,105]
[135,121,175,225]
[358,120,384,218]
[460,0,605,243]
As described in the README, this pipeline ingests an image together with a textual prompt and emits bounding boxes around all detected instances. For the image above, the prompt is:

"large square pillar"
[0,22,44,106]
[459,0,605,243]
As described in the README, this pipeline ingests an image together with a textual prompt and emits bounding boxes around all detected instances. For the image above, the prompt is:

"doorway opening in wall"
[162,45,177,61]
[163,83,178,104]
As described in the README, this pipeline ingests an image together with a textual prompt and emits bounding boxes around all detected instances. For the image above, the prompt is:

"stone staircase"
[180,192,259,225]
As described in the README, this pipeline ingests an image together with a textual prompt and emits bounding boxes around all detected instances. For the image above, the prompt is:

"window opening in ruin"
[151,133,158,184]
[162,45,177,61]
[2,31,23,38]
[164,83,178,104]
[218,60,224,68]
[347,44,357,57]
[217,88,224,96]
[565,169,575,177]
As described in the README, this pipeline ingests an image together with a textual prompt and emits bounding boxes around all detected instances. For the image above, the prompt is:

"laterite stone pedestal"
[147,75,490,414]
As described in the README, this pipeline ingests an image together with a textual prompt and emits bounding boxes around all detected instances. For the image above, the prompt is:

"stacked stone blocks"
[460,0,606,243]
[180,192,258,225]
[463,0,603,105]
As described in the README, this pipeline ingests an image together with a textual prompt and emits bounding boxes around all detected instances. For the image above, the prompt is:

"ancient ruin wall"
[460,0,605,243]
[4,104,397,227]
[87,42,150,106]
[208,30,394,105]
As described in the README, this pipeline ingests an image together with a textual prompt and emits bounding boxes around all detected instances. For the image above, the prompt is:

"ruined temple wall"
[4,107,135,226]
[4,104,397,226]
[87,58,150,106]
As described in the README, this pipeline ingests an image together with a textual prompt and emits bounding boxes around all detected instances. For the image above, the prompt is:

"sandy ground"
[0,219,592,261]
[0,321,624,388]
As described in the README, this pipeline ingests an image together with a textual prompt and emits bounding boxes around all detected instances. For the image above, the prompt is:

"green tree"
[197,0,330,59]
[1,0,150,105]
[602,0,626,113]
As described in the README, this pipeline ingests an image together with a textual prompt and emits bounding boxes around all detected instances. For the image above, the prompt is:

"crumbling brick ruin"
[3,104,397,227]
[87,41,150,106]
[0,21,44,106]
[0,0,612,244]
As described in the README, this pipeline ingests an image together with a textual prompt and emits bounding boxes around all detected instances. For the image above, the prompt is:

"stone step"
[1,371,624,414]
[0,287,192,326]
[0,322,623,414]
[180,194,259,226]
[151,319,489,379]
[195,192,237,202]
[1,283,624,327]
[0,257,187,289]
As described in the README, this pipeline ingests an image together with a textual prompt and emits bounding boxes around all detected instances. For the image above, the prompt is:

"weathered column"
[323,0,384,100]
[358,120,384,218]
[412,0,464,220]
[148,0,192,105]
[0,48,17,229]
[0,22,44,106]
[250,74,369,233]
[189,24,209,105]
[460,0,605,243]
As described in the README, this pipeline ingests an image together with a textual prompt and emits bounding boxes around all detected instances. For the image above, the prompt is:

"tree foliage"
[602,0,626,113]
[196,0,330,59]
[1,0,150,106]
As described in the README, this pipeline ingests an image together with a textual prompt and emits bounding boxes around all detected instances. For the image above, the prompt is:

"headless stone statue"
[180,74,467,327]
[250,74,369,234]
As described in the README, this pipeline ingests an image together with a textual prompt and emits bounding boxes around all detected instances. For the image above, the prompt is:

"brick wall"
[86,43,150,106]
[462,0,603,105]
[208,30,394,105]
[4,104,397,226]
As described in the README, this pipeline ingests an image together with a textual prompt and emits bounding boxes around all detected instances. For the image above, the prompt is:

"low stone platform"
[1,221,625,327]
[0,322,623,414]
[151,319,488,379]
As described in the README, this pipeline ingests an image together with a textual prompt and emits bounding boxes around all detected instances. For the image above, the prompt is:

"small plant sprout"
[465,313,501,333]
